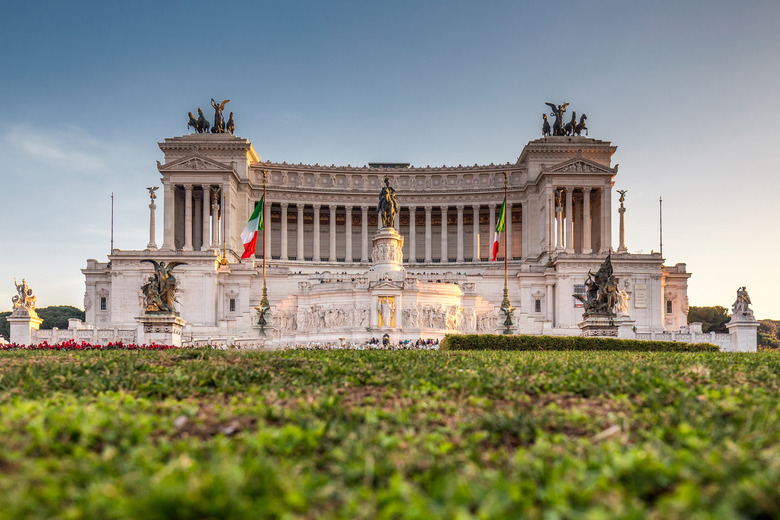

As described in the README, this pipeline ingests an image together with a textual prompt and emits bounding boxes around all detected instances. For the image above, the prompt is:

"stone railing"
[634,331,733,349]
[33,327,136,345]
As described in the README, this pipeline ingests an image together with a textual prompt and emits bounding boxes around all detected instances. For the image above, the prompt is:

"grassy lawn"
[1,350,779,519]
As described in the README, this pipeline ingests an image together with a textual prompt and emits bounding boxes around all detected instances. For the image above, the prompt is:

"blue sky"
[2,1,779,317]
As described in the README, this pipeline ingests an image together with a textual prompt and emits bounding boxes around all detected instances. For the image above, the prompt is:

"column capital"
[456,204,464,212]
[200,183,211,189]
[280,202,289,209]
[582,186,592,194]
[313,203,321,210]
[183,183,193,191]
[360,205,369,212]
[345,205,353,213]
[489,203,497,210]
[441,205,448,212]
[424,205,433,212]
[472,204,480,211]
[329,203,337,210]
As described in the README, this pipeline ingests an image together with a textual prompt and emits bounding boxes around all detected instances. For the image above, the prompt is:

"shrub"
[440,334,719,352]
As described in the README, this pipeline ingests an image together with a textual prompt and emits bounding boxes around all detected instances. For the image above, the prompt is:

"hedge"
[439,334,719,352]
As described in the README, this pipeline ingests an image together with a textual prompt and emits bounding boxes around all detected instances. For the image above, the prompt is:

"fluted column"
[297,204,305,260]
[547,188,555,254]
[506,202,513,260]
[361,205,369,262]
[345,206,353,262]
[147,196,157,250]
[280,202,288,260]
[183,184,193,251]
[556,195,564,251]
[521,201,529,260]
[488,203,496,259]
[264,199,271,259]
[162,182,175,250]
[394,208,400,230]
[455,205,464,262]
[574,195,582,254]
[200,185,210,251]
[424,205,432,263]
[313,204,321,262]
[222,185,231,252]
[193,191,202,250]
[565,188,574,253]
[440,206,448,263]
[472,204,480,262]
[329,204,337,262]
[601,186,612,253]
[582,188,592,254]
[210,189,219,247]
[408,206,416,263]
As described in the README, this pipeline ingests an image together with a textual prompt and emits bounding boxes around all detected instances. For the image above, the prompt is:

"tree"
[0,306,85,341]
[758,320,780,351]
[687,306,730,333]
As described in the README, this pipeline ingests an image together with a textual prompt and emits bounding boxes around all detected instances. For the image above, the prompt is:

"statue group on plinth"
[187,98,235,134]
[542,102,588,137]
[576,255,620,318]
[140,260,186,315]
[11,278,37,317]
[377,176,398,228]
[731,286,755,320]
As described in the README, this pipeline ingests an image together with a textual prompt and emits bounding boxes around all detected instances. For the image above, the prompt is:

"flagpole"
[258,170,270,335]
[110,192,114,253]
[500,172,513,334]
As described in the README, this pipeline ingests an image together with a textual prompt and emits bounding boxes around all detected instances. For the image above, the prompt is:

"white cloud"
[3,125,108,173]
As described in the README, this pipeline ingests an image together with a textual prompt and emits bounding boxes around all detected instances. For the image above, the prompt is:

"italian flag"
[491,197,506,261]
[240,196,264,259]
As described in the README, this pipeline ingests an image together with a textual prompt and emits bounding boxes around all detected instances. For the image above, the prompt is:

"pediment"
[371,279,404,291]
[158,153,233,172]
[544,156,617,175]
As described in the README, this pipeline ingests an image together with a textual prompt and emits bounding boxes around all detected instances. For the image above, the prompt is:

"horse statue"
[226,112,235,135]
[187,112,199,132]
[545,102,569,136]
[542,114,551,136]
[563,111,577,136]
[574,114,588,136]
[377,177,398,228]
[196,108,210,133]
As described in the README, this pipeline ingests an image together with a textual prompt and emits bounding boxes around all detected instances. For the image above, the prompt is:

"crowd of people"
[283,338,440,351]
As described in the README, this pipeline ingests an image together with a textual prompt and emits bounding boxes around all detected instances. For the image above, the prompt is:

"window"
[535,299,542,313]
[100,297,107,311]
[229,298,236,312]
[666,299,673,314]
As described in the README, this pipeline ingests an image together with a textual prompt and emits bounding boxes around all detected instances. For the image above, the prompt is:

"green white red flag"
[240,196,264,259]
[491,197,506,261]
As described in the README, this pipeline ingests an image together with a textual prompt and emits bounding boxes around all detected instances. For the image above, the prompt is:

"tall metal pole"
[500,172,513,334]
[258,171,270,334]
[110,193,114,253]
[659,196,663,257]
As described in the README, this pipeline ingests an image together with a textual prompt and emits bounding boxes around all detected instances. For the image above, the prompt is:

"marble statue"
[731,286,754,319]
[12,278,36,312]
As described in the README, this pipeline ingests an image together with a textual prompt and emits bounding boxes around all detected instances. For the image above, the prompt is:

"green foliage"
[0,311,9,340]
[687,306,730,333]
[1,349,779,518]
[758,320,780,351]
[36,305,85,330]
[440,334,718,352]
[0,306,85,341]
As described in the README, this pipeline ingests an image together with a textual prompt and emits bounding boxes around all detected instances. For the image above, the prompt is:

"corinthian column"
[408,206,416,263]
[345,206,353,263]
[200,184,210,251]
[162,182,175,250]
[313,204,321,262]
[440,206,448,263]
[565,188,574,254]
[582,188,592,254]
[329,204,337,262]
[147,195,157,250]
[183,184,193,251]
[361,205,369,262]
[472,204,480,262]
[211,189,219,248]
[297,204,305,260]
[424,205,432,263]
[280,202,288,260]
[456,205,464,262]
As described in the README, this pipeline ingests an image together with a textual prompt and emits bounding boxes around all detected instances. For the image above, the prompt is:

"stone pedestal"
[369,227,405,273]
[726,318,759,352]
[7,309,43,346]
[578,315,619,337]
[137,314,186,347]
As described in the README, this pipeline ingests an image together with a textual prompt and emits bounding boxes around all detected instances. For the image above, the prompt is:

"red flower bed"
[0,339,179,351]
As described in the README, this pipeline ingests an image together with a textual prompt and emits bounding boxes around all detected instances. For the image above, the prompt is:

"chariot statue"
[210,98,230,134]
[140,260,187,315]
[377,176,398,228]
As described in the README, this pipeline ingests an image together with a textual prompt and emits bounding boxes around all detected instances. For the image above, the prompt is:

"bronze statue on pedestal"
[377,177,398,228]
[140,260,187,315]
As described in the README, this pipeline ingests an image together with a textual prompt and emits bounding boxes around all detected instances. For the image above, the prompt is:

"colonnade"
[549,186,611,254]
[162,183,223,252]
[261,202,522,263]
